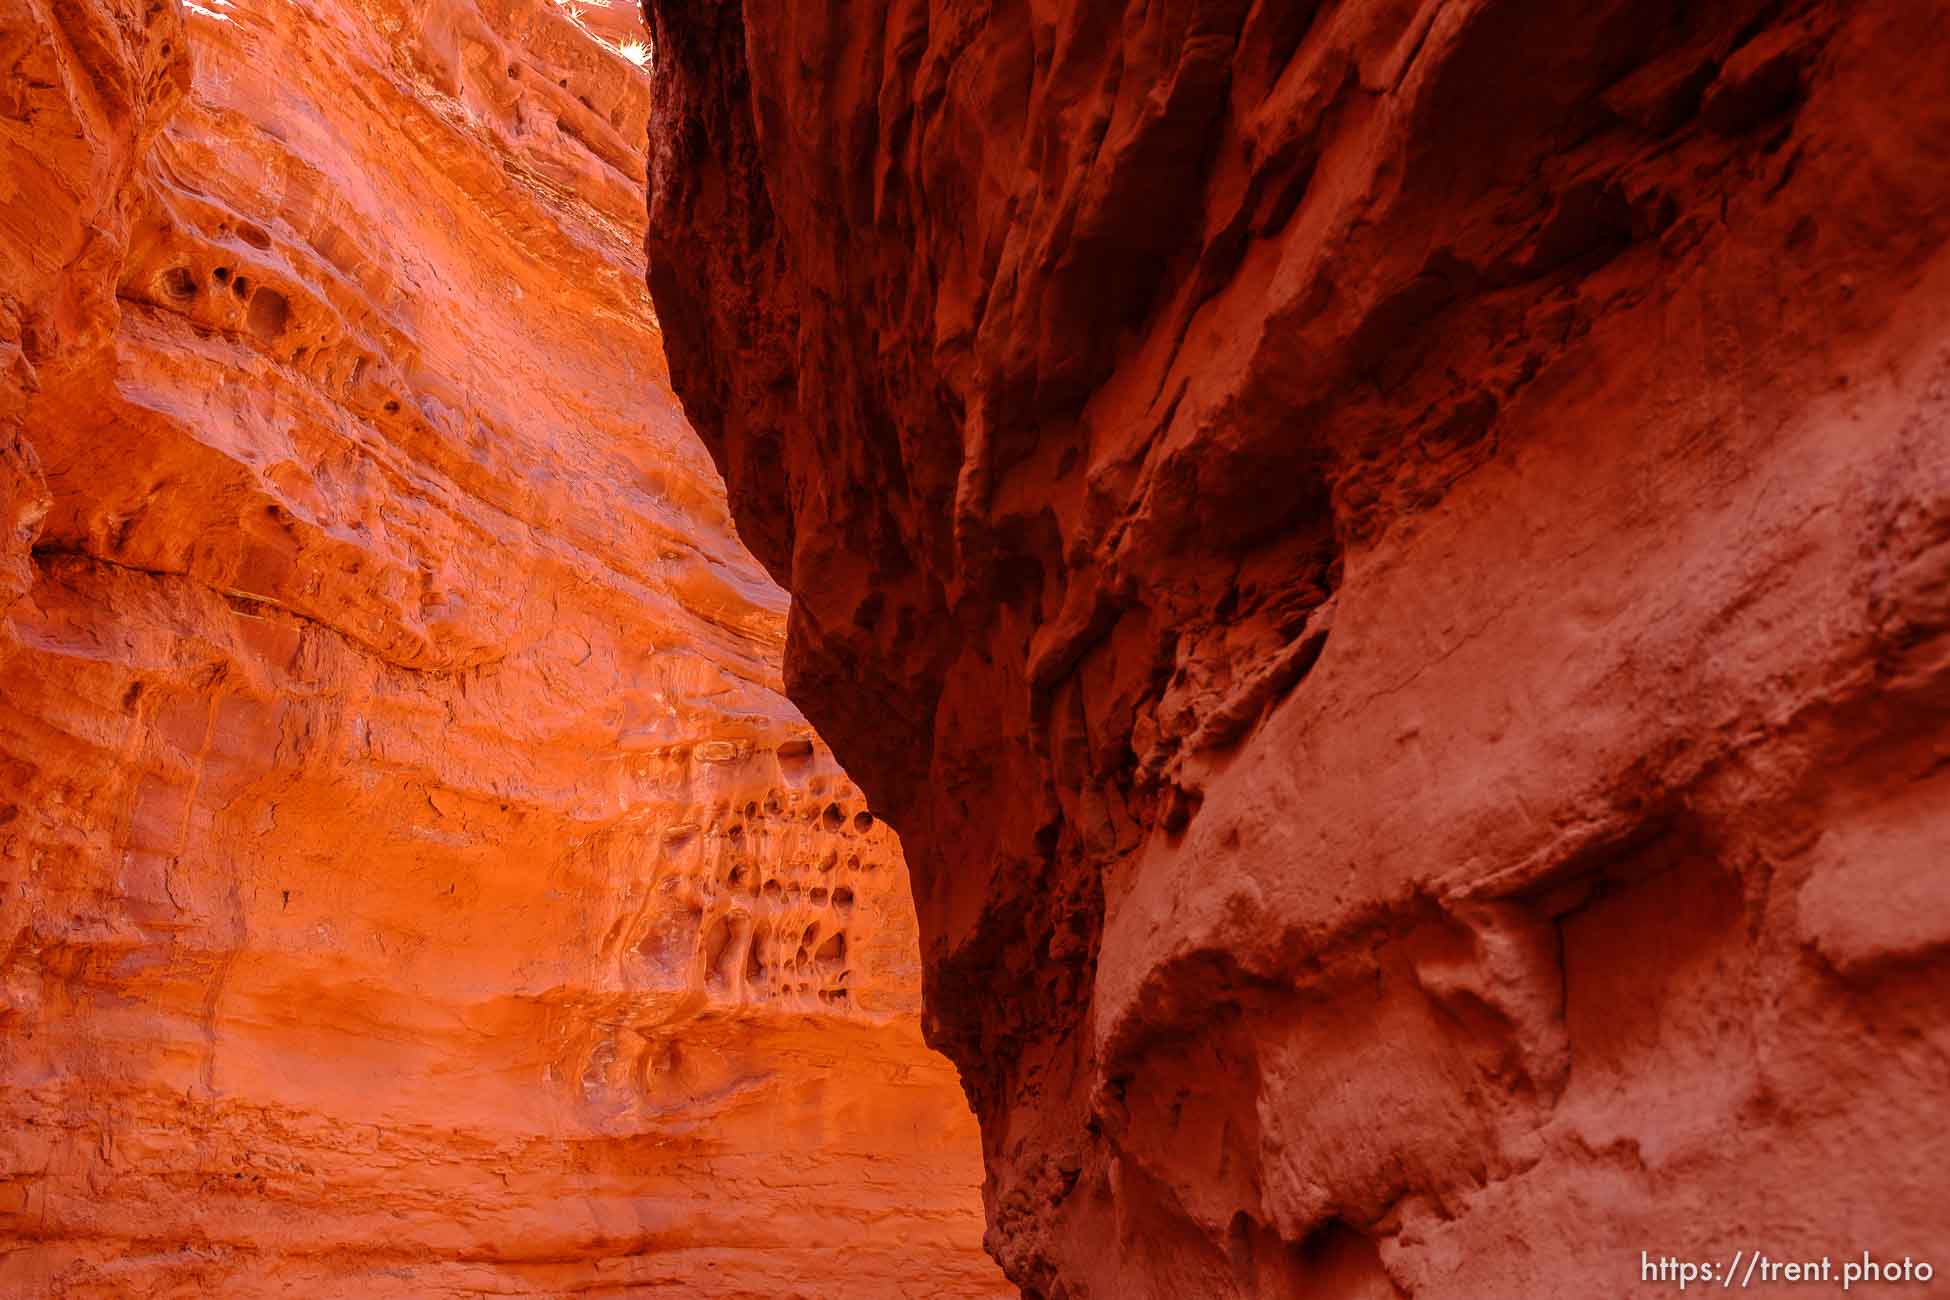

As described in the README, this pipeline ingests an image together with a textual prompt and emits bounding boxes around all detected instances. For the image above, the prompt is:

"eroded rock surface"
[0,0,1005,1292]
[643,0,1950,1295]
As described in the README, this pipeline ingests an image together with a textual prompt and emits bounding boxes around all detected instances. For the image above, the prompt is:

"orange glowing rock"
[0,0,1005,1292]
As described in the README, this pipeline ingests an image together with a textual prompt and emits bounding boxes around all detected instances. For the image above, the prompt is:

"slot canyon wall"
[0,0,1008,1293]
[643,0,1950,1296]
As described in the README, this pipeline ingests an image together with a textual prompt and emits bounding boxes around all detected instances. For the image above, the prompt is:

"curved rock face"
[643,0,1950,1294]
[0,0,1006,1293]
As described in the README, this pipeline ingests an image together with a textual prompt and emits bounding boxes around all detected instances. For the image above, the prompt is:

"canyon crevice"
[0,0,1006,1293]
[643,0,1950,1296]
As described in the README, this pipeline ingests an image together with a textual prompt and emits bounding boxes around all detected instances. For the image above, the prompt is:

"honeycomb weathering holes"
[248,287,289,342]
[632,775,889,1012]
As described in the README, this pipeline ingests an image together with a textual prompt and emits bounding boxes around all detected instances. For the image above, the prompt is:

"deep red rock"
[643,0,1950,1294]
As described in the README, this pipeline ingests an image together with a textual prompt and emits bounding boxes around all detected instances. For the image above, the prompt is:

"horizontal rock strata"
[0,0,1006,1292]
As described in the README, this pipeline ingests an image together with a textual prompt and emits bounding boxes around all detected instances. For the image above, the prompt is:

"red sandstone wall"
[0,0,1007,1292]
[642,0,1950,1295]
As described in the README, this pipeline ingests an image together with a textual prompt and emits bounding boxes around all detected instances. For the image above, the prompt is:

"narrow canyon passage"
[0,0,1006,1294]
[9,0,1950,1297]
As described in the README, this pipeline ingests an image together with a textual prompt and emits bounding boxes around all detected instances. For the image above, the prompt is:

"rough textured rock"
[0,0,1006,1293]
[643,0,1950,1294]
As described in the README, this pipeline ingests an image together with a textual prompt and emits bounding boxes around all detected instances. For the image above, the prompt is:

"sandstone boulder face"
[644,0,1950,1295]
[0,0,1006,1293]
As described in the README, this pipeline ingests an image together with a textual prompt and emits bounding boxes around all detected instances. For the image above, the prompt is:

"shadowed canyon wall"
[643,0,1950,1295]
[0,0,1007,1293]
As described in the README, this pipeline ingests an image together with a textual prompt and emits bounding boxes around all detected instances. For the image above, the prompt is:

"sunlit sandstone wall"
[0,0,1008,1292]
